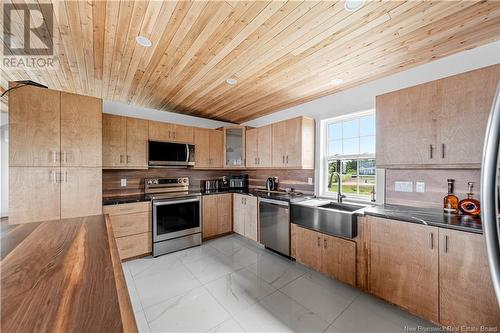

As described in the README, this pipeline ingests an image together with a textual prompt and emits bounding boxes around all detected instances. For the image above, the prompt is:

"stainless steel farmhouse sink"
[290,199,368,239]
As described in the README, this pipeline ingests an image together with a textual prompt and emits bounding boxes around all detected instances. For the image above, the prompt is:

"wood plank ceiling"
[2,0,500,123]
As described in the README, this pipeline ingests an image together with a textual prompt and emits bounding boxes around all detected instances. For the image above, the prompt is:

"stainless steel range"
[145,177,201,257]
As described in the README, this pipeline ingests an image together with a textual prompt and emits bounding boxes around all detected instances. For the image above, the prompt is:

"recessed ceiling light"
[226,78,237,85]
[330,78,344,86]
[344,0,365,11]
[135,35,152,47]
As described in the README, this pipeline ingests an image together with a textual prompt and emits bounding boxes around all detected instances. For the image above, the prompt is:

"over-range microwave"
[148,141,195,167]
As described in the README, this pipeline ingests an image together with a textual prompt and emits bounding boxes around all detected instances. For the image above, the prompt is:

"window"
[323,112,376,200]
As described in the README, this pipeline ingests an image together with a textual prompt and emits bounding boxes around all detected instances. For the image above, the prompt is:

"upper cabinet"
[271,117,315,169]
[376,64,500,168]
[224,127,246,168]
[148,121,194,144]
[103,114,148,169]
[246,125,272,168]
[194,128,224,168]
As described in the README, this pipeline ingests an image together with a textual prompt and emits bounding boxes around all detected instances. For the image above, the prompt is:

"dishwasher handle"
[259,198,290,206]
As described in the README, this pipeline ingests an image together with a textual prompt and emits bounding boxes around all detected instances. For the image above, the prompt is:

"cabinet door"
[272,121,287,167]
[210,130,224,168]
[244,196,258,242]
[233,194,245,235]
[115,232,151,260]
[257,125,272,167]
[245,128,258,167]
[102,114,127,167]
[61,168,102,219]
[321,234,356,286]
[61,93,102,167]
[202,195,218,238]
[376,82,439,167]
[217,194,232,234]
[439,228,500,328]
[294,225,321,271]
[108,212,151,238]
[369,216,438,322]
[224,127,245,167]
[9,85,60,167]
[9,167,61,224]
[173,124,194,144]
[148,121,174,142]
[194,128,210,168]
[438,65,500,165]
[285,117,302,167]
[126,117,148,168]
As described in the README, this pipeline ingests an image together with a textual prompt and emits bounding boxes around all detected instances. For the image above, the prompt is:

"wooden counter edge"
[105,214,138,333]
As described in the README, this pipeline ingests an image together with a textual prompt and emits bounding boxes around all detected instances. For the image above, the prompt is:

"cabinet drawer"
[103,201,151,215]
[115,232,151,260]
[110,212,151,238]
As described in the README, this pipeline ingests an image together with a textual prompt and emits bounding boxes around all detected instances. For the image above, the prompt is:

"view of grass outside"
[328,159,375,198]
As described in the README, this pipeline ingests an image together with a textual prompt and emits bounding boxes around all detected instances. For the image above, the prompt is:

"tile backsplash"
[385,169,481,209]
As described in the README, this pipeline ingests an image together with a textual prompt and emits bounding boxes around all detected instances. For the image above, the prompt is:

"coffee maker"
[265,177,279,191]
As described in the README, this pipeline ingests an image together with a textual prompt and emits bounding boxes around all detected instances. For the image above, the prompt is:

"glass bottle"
[443,179,459,214]
[458,182,481,217]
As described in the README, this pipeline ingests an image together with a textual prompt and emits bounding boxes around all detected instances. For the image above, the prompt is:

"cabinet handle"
[429,232,434,249]
[282,155,285,164]
[317,236,321,247]
[51,151,58,163]
[255,157,257,164]
[444,235,448,253]
[429,144,434,159]
[120,154,124,164]
[127,155,131,164]
[168,131,171,139]
[324,238,327,249]
[62,151,68,163]
[286,155,288,164]
[173,132,176,139]
[441,143,445,159]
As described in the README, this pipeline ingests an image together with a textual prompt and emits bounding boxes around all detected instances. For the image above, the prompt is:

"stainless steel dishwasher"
[259,198,290,256]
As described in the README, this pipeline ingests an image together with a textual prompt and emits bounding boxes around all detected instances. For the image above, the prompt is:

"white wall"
[104,101,234,128]
[1,113,8,217]
[241,40,500,199]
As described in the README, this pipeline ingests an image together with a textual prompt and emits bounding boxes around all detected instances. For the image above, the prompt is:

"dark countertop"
[363,204,483,234]
[1,215,137,332]
[102,194,148,205]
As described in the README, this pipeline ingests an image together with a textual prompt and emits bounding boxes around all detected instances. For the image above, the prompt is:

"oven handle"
[154,198,200,206]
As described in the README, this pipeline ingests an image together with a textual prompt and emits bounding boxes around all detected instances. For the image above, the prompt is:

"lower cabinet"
[103,202,152,260]
[233,194,258,242]
[292,224,356,286]
[439,228,500,328]
[369,216,439,323]
[202,194,232,239]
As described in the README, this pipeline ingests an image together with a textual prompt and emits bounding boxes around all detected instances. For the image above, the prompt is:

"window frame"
[321,110,376,201]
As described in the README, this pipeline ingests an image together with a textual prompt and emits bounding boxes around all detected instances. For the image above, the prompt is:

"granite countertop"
[363,204,483,234]
[1,215,137,332]
[102,194,148,205]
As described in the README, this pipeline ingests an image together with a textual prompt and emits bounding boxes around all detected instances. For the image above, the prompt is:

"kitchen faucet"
[333,172,346,203]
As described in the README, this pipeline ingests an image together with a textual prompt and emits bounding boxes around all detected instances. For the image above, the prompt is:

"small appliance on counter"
[201,179,219,191]
[229,174,248,190]
[265,177,279,191]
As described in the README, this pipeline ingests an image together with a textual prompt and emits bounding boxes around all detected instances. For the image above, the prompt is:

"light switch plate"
[416,182,425,193]
[120,178,127,187]
[395,181,413,192]
[307,177,313,185]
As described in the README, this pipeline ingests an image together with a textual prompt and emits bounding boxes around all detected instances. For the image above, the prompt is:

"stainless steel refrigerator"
[481,82,500,306]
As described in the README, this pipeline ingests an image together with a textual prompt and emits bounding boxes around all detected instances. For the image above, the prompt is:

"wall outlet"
[415,182,425,193]
[307,177,313,185]
[120,178,127,187]
[395,181,413,192]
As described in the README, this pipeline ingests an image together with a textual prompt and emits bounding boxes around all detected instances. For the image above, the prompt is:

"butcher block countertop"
[0,215,137,333]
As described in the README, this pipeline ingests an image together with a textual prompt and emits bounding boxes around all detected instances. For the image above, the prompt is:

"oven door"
[153,197,201,242]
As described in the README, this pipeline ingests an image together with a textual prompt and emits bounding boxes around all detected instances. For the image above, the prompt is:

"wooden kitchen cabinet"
[148,121,194,144]
[103,114,148,169]
[233,194,258,242]
[60,168,102,219]
[369,216,439,323]
[439,228,500,328]
[293,224,356,286]
[194,128,224,168]
[376,64,499,168]
[60,92,102,167]
[271,117,314,169]
[202,194,232,239]
[246,125,272,168]
[224,127,246,168]
[103,202,152,260]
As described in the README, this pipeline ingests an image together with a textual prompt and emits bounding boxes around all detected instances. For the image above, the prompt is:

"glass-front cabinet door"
[224,127,246,167]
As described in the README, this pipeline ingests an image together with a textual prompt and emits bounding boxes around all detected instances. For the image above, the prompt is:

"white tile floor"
[122,234,436,333]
